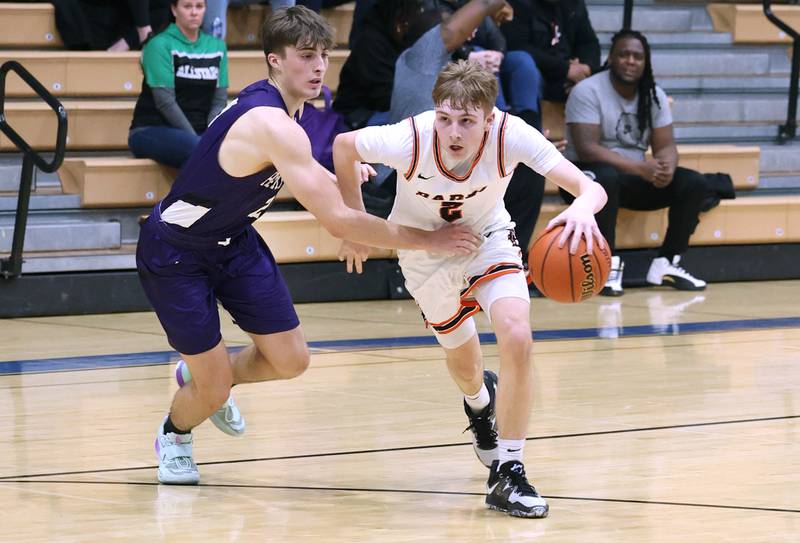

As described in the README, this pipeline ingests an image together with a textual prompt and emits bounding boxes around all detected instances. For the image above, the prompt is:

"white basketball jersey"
[356,108,562,236]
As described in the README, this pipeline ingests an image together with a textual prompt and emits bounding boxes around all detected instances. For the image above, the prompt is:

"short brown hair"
[261,5,334,65]
[432,60,498,114]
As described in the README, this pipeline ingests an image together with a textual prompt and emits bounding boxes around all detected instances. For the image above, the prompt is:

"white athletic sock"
[464,382,490,413]
[498,438,525,466]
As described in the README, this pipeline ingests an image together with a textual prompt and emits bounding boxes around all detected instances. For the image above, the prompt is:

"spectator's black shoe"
[463,370,498,468]
[486,460,549,518]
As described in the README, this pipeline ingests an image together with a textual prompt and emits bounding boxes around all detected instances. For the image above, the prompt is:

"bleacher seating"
[0,50,348,97]
[1,0,798,274]
[707,3,800,43]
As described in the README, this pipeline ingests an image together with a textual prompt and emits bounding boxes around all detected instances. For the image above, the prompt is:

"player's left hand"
[546,204,604,255]
[338,240,371,274]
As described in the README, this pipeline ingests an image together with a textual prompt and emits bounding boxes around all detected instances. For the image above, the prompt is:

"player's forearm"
[572,180,607,215]
[332,133,367,212]
[326,208,428,251]
[548,158,607,214]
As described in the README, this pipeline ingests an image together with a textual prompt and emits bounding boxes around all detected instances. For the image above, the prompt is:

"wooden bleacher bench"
[0,100,133,151]
[253,211,394,264]
[226,4,353,47]
[0,50,349,98]
[532,196,800,250]
[0,2,354,49]
[59,157,296,207]
[59,158,175,207]
[0,3,63,48]
[707,3,800,44]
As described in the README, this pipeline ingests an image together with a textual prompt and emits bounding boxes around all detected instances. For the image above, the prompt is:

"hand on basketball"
[338,240,371,274]
[428,223,483,255]
[547,205,605,255]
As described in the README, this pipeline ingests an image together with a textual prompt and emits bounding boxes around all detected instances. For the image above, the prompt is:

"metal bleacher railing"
[763,0,800,143]
[0,60,67,280]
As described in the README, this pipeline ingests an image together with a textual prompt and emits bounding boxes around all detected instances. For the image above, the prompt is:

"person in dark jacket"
[502,0,600,102]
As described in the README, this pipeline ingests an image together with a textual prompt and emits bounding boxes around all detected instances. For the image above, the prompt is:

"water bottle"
[212,17,223,39]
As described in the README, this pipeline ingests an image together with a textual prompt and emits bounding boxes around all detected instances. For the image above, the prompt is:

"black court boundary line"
[1,479,797,515]
[1,414,797,481]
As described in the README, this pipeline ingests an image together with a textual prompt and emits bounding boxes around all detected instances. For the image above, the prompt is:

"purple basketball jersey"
[157,80,298,243]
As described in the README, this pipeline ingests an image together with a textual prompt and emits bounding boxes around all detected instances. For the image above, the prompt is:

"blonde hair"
[432,60,498,114]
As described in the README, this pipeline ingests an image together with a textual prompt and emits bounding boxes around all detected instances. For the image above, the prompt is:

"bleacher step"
[0,191,81,211]
[0,217,120,252]
[671,95,800,124]
[3,245,137,274]
[588,5,711,33]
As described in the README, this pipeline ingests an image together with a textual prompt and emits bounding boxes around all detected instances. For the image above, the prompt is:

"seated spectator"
[333,0,443,129]
[129,0,229,169]
[563,29,708,295]
[202,0,295,39]
[51,0,171,51]
[502,0,600,102]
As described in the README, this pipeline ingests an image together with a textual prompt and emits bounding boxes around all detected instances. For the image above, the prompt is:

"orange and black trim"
[425,260,524,335]
[496,112,509,178]
[428,299,480,334]
[460,261,524,300]
[403,116,420,181]
[433,130,488,182]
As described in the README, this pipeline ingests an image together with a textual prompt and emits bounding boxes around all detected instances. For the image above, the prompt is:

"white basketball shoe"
[155,417,199,485]
[175,360,246,436]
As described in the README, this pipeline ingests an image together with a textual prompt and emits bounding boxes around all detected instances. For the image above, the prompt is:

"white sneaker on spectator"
[646,256,706,291]
[601,256,624,296]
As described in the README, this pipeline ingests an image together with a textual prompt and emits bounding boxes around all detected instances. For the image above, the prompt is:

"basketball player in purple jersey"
[137,6,482,485]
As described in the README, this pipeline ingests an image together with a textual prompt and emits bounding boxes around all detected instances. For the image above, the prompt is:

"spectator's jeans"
[129,126,201,169]
[560,162,710,257]
[499,50,543,115]
[203,0,295,39]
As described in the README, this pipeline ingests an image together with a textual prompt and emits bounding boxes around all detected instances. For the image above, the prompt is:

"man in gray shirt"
[563,29,709,295]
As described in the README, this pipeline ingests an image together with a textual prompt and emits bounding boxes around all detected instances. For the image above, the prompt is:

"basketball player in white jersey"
[332,60,607,518]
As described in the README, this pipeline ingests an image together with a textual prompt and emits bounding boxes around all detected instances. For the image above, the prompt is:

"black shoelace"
[505,463,537,495]
[463,412,498,449]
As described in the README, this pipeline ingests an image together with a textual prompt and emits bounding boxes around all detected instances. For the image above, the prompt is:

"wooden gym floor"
[1,280,798,542]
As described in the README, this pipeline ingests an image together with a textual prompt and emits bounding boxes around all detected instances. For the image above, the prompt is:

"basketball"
[528,225,612,303]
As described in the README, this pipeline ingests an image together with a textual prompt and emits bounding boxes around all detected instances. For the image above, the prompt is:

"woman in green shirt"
[129,0,229,169]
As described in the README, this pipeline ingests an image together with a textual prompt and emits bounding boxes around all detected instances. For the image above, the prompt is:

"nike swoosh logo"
[417,173,434,180]
[487,482,500,493]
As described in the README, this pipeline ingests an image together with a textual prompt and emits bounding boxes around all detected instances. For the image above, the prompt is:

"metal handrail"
[763,0,800,143]
[0,60,68,279]
[623,0,634,30]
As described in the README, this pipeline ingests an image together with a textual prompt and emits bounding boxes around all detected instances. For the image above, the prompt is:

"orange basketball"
[528,225,612,303]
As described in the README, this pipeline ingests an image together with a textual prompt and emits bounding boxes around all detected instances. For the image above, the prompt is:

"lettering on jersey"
[414,186,488,202]
[175,65,220,81]
[247,196,277,220]
[260,171,284,191]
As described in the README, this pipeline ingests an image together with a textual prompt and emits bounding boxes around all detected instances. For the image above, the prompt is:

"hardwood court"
[1,281,799,542]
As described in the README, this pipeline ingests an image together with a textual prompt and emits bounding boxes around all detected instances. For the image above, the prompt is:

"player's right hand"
[427,224,482,255]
